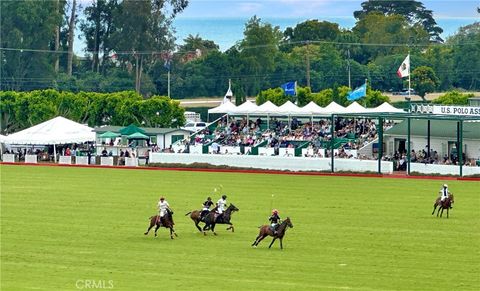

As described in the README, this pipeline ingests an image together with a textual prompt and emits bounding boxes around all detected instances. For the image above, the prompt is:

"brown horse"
[144,211,178,239]
[252,217,293,249]
[202,204,239,235]
[184,209,205,232]
[432,194,455,218]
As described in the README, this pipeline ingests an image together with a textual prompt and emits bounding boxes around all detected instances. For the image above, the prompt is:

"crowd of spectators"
[184,116,394,160]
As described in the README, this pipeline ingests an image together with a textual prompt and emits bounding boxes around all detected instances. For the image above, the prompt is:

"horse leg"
[253,234,267,247]
[446,208,449,219]
[268,237,277,249]
[211,223,217,236]
[154,224,160,237]
[436,206,441,217]
[280,238,283,250]
[431,204,437,215]
[144,222,153,235]
[440,208,444,218]
[194,220,202,232]
[226,222,234,232]
[169,227,174,239]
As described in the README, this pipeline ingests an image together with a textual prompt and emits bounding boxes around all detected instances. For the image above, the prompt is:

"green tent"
[99,131,120,139]
[127,132,149,140]
[119,124,146,135]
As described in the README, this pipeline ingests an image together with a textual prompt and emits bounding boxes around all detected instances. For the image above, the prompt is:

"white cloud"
[237,2,263,14]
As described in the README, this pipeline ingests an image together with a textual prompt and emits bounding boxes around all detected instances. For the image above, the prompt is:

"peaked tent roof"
[277,101,302,115]
[119,124,146,135]
[208,100,237,114]
[233,100,258,114]
[4,116,95,145]
[368,102,405,113]
[300,101,325,115]
[127,132,150,139]
[345,101,368,113]
[256,101,280,115]
[99,131,120,139]
[324,102,347,114]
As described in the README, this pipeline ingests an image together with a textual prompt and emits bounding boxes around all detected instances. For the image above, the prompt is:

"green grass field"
[1,165,479,290]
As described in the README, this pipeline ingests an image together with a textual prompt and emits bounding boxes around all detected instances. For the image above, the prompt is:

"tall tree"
[111,0,188,94]
[354,0,444,42]
[1,0,62,90]
[66,0,77,76]
[353,12,429,63]
[283,20,341,44]
[411,66,439,100]
[447,22,480,90]
[238,16,283,95]
[80,0,118,73]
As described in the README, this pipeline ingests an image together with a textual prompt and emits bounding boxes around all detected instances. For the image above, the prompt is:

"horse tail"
[149,216,155,220]
[185,211,192,216]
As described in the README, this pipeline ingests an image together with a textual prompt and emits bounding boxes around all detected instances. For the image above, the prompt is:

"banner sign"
[432,105,480,116]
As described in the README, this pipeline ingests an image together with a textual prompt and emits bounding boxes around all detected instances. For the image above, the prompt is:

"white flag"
[397,54,410,78]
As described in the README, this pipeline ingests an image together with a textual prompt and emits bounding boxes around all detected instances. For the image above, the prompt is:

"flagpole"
[407,54,411,112]
[167,69,171,99]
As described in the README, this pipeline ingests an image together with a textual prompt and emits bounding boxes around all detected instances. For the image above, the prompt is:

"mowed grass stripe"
[1,165,479,290]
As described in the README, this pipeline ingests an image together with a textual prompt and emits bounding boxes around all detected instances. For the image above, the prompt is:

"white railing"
[149,153,394,174]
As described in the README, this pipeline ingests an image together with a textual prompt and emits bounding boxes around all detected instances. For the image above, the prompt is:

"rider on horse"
[269,209,281,236]
[157,196,173,224]
[200,196,214,221]
[215,195,227,221]
[438,184,452,208]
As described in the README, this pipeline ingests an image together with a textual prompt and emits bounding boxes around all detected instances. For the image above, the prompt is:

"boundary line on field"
[1,162,479,181]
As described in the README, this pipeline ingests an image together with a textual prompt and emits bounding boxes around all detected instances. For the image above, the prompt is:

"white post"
[53,144,57,163]
[167,70,171,98]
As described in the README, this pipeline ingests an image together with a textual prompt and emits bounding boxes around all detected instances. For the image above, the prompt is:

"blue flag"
[281,81,296,96]
[347,82,367,101]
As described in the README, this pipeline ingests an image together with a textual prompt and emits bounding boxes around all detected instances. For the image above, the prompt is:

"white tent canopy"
[232,100,258,115]
[324,101,347,114]
[0,134,7,143]
[345,101,368,113]
[300,101,326,115]
[207,100,404,116]
[277,101,302,115]
[368,102,405,113]
[256,101,279,115]
[208,100,237,114]
[4,116,95,145]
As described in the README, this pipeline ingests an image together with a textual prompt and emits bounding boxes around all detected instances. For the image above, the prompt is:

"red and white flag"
[397,54,410,78]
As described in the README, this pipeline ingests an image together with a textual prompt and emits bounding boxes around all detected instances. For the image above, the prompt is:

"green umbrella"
[99,131,120,138]
[127,132,149,140]
[120,124,146,135]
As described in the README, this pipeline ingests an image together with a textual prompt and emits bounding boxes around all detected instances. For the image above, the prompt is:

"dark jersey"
[203,200,214,209]
[269,214,281,224]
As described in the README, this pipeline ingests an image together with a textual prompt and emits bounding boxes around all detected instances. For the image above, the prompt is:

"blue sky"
[77,0,480,19]
[175,0,479,19]
[75,0,480,53]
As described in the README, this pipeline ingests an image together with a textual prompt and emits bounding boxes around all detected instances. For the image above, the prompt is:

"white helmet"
[443,184,448,188]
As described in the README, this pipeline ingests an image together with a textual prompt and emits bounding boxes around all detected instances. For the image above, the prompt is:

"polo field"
[1,164,479,290]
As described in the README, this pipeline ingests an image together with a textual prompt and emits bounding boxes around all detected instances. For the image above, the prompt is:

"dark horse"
[252,217,293,249]
[432,194,455,218]
[144,211,178,239]
[200,204,239,235]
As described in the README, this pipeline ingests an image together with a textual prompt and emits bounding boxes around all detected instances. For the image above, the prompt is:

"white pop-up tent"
[4,116,95,161]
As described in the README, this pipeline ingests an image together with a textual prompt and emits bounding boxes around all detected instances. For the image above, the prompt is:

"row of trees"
[1,0,479,98]
[0,90,185,134]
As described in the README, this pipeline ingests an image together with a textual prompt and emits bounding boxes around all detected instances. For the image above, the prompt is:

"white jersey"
[440,188,449,201]
[216,198,227,214]
[158,200,170,217]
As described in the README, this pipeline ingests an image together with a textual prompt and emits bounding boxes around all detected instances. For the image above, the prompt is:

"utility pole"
[306,41,311,88]
[347,49,351,89]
